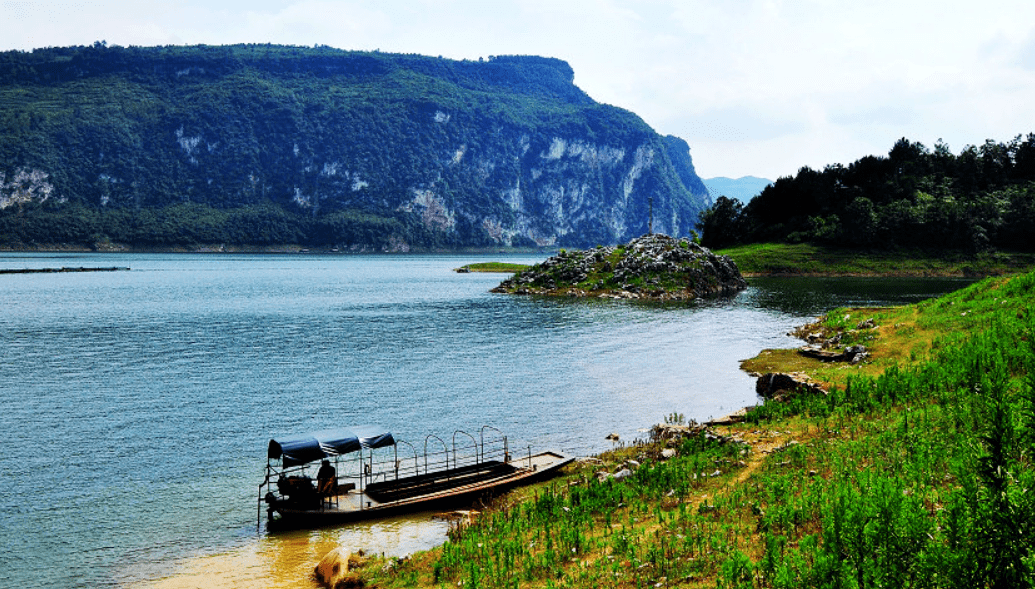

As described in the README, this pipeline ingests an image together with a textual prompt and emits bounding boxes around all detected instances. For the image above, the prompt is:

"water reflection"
[131,512,451,589]
[744,276,977,315]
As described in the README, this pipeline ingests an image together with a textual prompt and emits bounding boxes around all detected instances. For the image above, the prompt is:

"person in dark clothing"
[317,459,336,496]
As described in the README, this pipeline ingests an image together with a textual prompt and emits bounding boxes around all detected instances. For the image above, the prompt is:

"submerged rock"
[491,233,747,301]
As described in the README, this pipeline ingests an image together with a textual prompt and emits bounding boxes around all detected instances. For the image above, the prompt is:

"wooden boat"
[258,425,573,530]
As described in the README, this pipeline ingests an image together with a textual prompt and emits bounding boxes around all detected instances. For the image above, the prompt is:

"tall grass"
[734,273,1035,588]
[367,271,1035,588]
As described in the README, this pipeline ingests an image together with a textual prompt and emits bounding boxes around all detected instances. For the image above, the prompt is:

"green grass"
[720,242,1035,277]
[356,271,1035,588]
[457,262,531,273]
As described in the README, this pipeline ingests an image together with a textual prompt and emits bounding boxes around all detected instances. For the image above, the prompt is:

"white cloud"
[2,0,1035,179]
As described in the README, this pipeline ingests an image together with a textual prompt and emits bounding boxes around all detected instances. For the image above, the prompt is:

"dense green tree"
[696,195,745,249]
[707,134,1035,252]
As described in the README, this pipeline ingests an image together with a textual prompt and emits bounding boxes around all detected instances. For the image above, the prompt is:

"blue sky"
[3,0,1034,181]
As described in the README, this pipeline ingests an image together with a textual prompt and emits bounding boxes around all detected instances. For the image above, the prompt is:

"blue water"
[0,253,973,589]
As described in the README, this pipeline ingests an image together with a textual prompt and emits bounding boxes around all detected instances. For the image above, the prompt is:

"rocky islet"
[491,233,747,301]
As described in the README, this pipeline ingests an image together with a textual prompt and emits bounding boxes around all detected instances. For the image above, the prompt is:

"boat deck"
[267,451,573,527]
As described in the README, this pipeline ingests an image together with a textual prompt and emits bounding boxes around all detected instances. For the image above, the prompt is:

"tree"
[696,195,744,249]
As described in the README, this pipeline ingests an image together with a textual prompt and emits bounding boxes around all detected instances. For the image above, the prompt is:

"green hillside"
[0,44,710,251]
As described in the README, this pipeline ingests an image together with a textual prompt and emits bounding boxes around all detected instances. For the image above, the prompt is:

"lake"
[0,253,973,589]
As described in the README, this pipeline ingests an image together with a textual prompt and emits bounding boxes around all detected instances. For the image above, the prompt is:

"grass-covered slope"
[357,270,1035,588]
[721,242,1035,276]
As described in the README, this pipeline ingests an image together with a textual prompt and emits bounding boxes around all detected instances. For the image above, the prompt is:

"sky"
[2,0,1035,181]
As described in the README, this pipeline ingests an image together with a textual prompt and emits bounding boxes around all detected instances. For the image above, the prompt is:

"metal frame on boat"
[258,425,573,530]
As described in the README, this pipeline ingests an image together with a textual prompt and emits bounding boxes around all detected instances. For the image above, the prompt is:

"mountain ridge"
[0,44,710,251]
[702,175,772,203]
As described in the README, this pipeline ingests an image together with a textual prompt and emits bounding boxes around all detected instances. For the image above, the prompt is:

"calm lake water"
[0,253,973,589]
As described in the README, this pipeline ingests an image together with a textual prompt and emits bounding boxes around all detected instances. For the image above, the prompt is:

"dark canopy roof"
[268,426,395,467]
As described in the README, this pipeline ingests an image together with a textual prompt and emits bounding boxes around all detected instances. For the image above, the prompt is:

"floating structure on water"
[0,266,130,274]
[258,425,573,530]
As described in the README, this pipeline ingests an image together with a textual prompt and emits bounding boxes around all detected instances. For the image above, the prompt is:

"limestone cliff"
[0,45,711,250]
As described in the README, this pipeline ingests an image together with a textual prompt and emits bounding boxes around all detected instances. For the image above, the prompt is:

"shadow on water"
[744,276,978,315]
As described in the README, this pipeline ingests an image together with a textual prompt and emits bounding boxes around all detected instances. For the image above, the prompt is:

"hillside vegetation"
[697,136,1035,254]
[0,44,710,251]
[355,270,1035,588]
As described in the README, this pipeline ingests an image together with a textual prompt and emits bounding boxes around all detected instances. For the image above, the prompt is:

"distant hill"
[0,44,710,251]
[702,176,772,203]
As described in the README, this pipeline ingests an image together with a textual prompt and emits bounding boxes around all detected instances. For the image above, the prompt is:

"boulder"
[613,468,634,480]
[797,345,868,364]
[856,318,876,329]
[314,547,364,589]
[756,372,828,400]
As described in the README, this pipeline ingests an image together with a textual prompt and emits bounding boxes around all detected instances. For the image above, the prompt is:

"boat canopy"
[268,426,396,467]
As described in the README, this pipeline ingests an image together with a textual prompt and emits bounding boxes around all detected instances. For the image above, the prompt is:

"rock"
[661,448,677,459]
[649,422,702,443]
[613,468,634,480]
[432,509,478,523]
[797,345,868,364]
[756,372,828,400]
[705,407,749,426]
[844,345,869,364]
[492,233,747,300]
[856,318,876,329]
[605,432,620,442]
[315,547,364,589]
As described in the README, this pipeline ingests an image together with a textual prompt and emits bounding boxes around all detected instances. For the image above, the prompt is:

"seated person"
[317,459,337,496]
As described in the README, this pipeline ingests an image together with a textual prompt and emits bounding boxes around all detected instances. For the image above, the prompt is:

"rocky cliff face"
[0,45,711,250]
[492,233,747,300]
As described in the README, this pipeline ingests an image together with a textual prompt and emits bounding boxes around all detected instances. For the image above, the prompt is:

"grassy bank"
[354,270,1035,588]
[455,262,532,273]
[718,243,1035,277]
[464,243,1035,279]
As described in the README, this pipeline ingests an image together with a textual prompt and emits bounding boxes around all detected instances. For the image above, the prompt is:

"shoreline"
[352,272,1035,587]
[0,243,555,256]
[5,243,1033,279]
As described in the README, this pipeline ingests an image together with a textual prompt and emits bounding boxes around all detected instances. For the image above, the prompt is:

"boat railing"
[424,434,448,476]
[261,427,516,523]
[452,430,477,471]
[396,439,420,477]
[480,425,507,463]
[358,431,510,489]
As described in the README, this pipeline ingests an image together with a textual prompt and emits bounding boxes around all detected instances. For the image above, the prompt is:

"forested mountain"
[0,43,710,251]
[702,176,772,203]
[696,136,1035,252]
